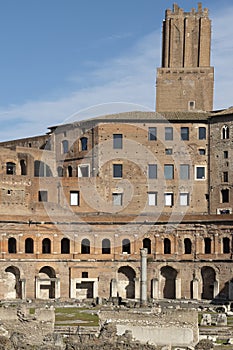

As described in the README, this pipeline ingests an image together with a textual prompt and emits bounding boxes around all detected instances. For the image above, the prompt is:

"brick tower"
[156,3,214,112]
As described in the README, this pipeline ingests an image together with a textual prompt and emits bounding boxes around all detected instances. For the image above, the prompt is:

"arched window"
[8,237,17,253]
[223,237,230,254]
[122,239,131,254]
[20,160,27,175]
[57,166,63,177]
[25,238,34,253]
[42,238,51,254]
[81,239,90,254]
[6,162,16,175]
[143,238,151,254]
[80,137,88,151]
[68,165,73,177]
[62,140,69,154]
[102,238,111,254]
[222,125,229,139]
[61,238,70,254]
[204,237,211,254]
[164,238,171,254]
[184,238,192,254]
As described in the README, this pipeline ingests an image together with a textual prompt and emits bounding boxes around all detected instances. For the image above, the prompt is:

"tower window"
[198,127,206,140]
[165,127,173,141]
[113,134,123,149]
[222,125,229,140]
[189,101,195,110]
[221,189,229,203]
[181,127,189,141]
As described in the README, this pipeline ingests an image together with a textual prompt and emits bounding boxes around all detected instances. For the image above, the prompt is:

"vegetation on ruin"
[55,307,99,326]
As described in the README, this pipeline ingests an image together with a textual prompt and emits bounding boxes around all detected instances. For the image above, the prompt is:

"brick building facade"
[0,3,233,302]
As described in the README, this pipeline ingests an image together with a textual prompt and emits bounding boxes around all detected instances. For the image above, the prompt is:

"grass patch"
[55,307,99,327]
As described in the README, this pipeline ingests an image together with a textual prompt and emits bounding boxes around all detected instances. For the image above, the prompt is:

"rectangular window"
[181,127,189,141]
[148,127,157,141]
[164,164,174,179]
[148,192,157,206]
[112,193,123,206]
[113,134,123,149]
[113,164,122,178]
[165,148,173,155]
[195,166,206,180]
[180,193,189,206]
[164,193,173,206]
[180,164,190,180]
[148,164,157,179]
[199,149,206,155]
[78,164,90,177]
[38,190,48,202]
[165,127,173,141]
[221,189,229,203]
[198,127,206,140]
[70,191,80,206]
[224,151,228,159]
[223,172,228,182]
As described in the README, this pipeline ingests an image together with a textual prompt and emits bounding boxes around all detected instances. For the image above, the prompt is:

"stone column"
[134,278,140,300]
[152,278,159,299]
[111,278,118,297]
[55,278,60,299]
[21,279,26,300]
[192,278,199,300]
[35,277,40,299]
[140,248,147,306]
[213,280,219,299]
[175,277,181,299]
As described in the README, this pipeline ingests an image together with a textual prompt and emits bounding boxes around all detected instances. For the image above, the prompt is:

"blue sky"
[0,0,233,141]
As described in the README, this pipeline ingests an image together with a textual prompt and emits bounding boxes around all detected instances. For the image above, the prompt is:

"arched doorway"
[37,266,57,299]
[117,266,136,299]
[201,266,216,300]
[5,266,22,299]
[160,266,177,299]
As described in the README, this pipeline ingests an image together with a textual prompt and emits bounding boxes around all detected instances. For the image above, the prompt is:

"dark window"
[113,134,123,149]
[113,164,122,178]
[224,151,228,159]
[165,127,173,141]
[164,238,171,254]
[223,172,228,182]
[62,140,69,154]
[34,161,52,177]
[204,238,211,254]
[164,164,174,179]
[180,164,190,180]
[223,237,230,254]
[82,272,88,278]
[184,238,192,254]
[25,238,34,253]
[8,237,17,253]
[222,125,229,139]
[38,191,48,202]
[148,164,157,179]
[81,239,90,254]
[199,149,206,155]
[6,162,16,175]
[196,166,205,179]
[199,127,206,140]
[42,238,51,254]
[221,189,229,203]
[68,165,73,177]
[148,127,157,141]
[181,127,189,141]
[61,238,70,254]
[122,239,131,254]
[57,166,64,177]
[20,160,27,175]
[80,137,88,151]
[165,148,173,155]
[143,238,151,254]
[102,239,111,254]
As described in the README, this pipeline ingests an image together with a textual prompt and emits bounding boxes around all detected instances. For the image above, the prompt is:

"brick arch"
[160,266,178,299]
